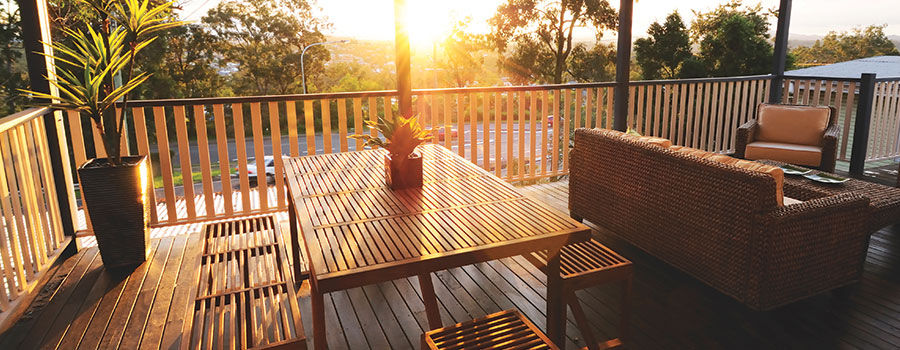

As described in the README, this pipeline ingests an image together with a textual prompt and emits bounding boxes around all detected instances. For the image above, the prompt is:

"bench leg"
[418,273,442,330]
[567,290,599,350]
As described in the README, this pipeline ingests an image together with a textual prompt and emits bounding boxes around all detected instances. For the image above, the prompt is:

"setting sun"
[405,2,455,46]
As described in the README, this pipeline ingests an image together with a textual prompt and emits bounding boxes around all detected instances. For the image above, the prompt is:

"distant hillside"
[789,34,900,49]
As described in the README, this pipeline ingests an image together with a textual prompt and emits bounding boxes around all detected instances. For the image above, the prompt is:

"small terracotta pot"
[384,152,423,190]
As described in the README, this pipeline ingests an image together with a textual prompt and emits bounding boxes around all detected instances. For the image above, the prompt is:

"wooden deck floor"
[2,179,899,349]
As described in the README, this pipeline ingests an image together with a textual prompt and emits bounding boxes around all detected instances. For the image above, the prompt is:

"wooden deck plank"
[139,234,190,349]
[5,180,900,350]
[20,250,102,350]
[0,248,94,349]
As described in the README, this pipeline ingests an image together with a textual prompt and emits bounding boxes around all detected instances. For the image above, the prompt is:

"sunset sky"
[181,0,900,44]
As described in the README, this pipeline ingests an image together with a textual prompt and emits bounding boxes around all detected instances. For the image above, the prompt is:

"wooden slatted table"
[284,144,590,349]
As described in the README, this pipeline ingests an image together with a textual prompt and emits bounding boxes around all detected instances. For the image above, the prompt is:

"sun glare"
[405,2,454,47]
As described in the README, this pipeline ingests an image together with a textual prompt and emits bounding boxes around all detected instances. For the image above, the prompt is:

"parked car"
[437,128,458,141]
[243,156,288,183]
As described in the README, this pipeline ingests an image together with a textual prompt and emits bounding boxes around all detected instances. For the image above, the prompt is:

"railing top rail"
[630,74,773,86]
[119,76,783,108]
[119,82,622,107]
[0,107,51,134]
[781,74,863,82]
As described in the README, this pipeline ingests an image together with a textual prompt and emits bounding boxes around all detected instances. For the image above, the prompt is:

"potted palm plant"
[351,114,434,189]
[22,0,183,269]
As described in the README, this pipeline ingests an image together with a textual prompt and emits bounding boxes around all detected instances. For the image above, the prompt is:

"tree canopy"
[436,18,489,87]
[633,11,695,79]
[202,0,330,95]
[792,25,899,66]
[691,0,774,77]
[489,0,618,84]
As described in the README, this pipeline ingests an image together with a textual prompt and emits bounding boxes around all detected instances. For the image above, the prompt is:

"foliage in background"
[201,0,329,95]
[138,24,229,99]
[489,0,618,84]
[634,11,699,79]
[792,25,899,66]
[0,0,26,116]
[568,42,616,82]
[691,0,774,77]
[436,18,489,87]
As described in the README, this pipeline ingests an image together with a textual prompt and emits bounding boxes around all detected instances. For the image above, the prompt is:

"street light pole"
[301,39,350,94]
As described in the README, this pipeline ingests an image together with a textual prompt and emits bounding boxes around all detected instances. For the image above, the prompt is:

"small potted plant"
[23,0,183,269]
[351,114,434,189]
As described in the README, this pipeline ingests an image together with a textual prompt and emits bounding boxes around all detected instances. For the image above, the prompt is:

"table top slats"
[285,144,589,292]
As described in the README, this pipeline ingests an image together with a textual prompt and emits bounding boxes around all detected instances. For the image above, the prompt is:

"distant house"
[786,55,900,79]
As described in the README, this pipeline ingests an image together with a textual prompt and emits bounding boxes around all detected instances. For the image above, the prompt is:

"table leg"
[311,287,327,350]
[546,246,565,348]
[418,273,442,330]
[288,196,302,286]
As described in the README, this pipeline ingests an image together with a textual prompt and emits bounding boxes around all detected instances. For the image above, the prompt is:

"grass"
[153,166,228,188]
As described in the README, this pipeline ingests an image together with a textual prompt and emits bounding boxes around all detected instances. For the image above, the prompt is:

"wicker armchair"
[735,104,839,172]
[569,128,870,310]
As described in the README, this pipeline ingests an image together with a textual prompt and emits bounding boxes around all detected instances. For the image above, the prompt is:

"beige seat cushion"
[670,146,785,206]
[756,104,830,146]
[744,141,822,167]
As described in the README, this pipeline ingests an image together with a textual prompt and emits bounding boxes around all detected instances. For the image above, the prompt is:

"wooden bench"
[524,238,633,350]
[188,215,307,349]
[422,309,559,350]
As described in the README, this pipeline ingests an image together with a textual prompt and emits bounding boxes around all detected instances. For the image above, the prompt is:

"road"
[152,123,559,169]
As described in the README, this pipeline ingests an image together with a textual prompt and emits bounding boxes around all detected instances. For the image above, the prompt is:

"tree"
[202,0,330,95]
[792,25,900,66]
[318,62,392,93]
[0,0,26,116]
[436,18,489,87]
[634,11,694,79]
[137,24,229,99]
[489,0,617,84]
[692,0,773,77]
[568,42,615,82]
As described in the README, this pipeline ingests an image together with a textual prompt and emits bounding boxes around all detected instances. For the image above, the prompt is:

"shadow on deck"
[2,180,899,349]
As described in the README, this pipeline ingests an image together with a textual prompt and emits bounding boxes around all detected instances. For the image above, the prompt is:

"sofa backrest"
[756,104,831,146]
[569,128,780,301]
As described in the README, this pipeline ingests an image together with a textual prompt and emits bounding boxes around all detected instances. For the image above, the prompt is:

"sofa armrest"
[819,123,841,172]
[748,193,870,310]
[734,119,758,158]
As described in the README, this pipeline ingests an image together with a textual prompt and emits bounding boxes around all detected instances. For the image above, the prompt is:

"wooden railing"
[61,77,783,229]
[866,78,900,162]
[0,107,72,330]
[628,75,772,153]
[65,74,900,231]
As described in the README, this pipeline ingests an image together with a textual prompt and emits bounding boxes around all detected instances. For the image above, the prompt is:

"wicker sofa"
[569,128,872,310]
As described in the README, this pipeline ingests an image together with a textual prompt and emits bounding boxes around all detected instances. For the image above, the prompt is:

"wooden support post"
[613,0,633,132]
[849,73,877,177]
[394,0,412,118]
[20,0,78,241]
[769,0,792,103]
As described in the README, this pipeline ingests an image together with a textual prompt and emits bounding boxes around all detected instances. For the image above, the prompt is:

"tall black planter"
[78,155,151,269]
